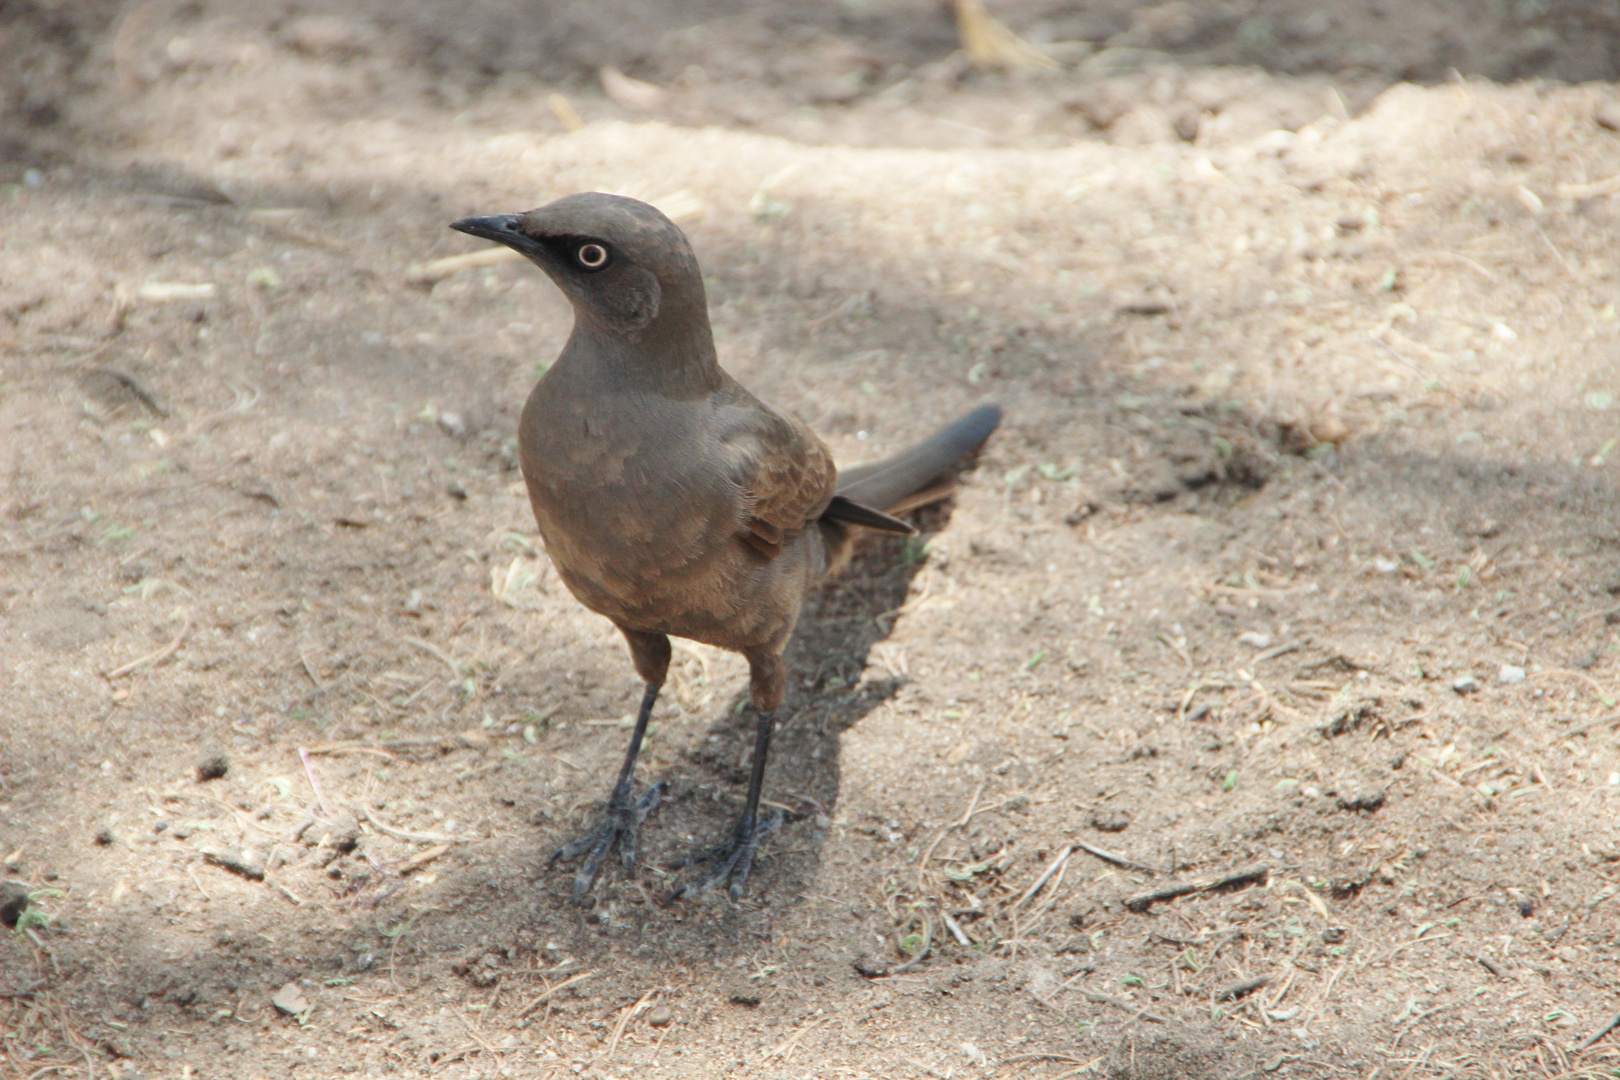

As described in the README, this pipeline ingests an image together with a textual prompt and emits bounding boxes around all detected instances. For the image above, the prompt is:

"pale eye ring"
[576,243,609,269]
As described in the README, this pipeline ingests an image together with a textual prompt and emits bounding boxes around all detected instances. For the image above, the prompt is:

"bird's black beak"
[449,213,544,259]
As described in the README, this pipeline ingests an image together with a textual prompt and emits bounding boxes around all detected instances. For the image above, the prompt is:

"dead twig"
[1577,1011,1620,1052]
[1253,640,1303,664]
[1012,846,1072,912]
[1076,839,1159,875]
[1124,866,1269,913]
[88,365,168,416]
[1551,711,1620,744]
[302,742,398,760]
[888,912,933,976]
[942,911,973,946]
[1216,975,1270,1002]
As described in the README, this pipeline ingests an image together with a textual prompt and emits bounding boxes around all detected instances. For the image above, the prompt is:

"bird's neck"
[564,311,723,398]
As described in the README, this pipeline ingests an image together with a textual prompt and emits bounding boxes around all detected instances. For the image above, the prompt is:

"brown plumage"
[451,193,1001,902]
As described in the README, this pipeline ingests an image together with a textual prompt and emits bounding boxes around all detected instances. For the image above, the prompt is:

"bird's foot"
[664,809,786,904]
[549,781,665,905]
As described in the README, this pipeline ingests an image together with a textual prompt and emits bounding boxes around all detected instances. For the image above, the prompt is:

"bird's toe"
[666,810,785,904]
[549,783,665,903]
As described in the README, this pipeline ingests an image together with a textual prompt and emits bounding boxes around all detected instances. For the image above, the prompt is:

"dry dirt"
[8,3,1620,1079]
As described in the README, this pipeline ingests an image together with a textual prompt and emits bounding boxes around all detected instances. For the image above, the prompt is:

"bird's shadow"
[640,498,957,909]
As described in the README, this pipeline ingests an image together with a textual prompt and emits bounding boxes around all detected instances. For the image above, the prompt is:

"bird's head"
[450,193,703,340]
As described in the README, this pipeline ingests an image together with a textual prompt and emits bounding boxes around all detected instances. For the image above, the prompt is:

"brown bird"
[451,193,1000,902]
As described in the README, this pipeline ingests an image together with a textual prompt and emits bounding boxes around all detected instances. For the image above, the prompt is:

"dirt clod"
[1335,785,1386,813]
[1089,809,1131,833]
[197,843,265,880]
[0,882,29,928]
[270,982,311,1017]
[196,755,228,782]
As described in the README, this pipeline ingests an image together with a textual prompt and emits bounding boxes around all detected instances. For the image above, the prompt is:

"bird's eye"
[576,243,609,269]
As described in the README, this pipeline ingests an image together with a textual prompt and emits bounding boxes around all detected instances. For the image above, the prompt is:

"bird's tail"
[834,404,1003,513]
[817,404,1002,576]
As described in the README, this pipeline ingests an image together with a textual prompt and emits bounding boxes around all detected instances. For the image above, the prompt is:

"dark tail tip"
[955,403,1004,445]
[833,402,1006,512]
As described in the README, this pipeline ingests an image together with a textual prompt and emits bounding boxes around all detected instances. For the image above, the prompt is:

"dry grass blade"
[592,990,657,1067]
[405,247,521,285]
[762,1015,828,1063]
[106,615,192,678]
[954,0,1058,70]
[548,92,584,132]
[399,636,463,680]
[915,782,984,889]
[516,971,595,1017]
[362,806,466,845]
[395,843,450,873]
[298,746,334,818]
[1558,172,1620,200]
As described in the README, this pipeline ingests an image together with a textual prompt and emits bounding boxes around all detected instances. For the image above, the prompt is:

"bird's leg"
[666,706,784,903]
[549,680,665,904]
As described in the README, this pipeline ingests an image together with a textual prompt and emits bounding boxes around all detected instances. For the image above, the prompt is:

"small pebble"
[438,411,467,438]
[1451,675,1480,695]
[1499,664,1526,685]
[197,755,229,781]
[1237,631,1272,649]
[94,829,115,846]
[646,1005,674,1027]
[1321,927,1346,944]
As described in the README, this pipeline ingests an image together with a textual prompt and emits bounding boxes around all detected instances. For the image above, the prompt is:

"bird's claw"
[549,781,665,905]
[664,809,786,904]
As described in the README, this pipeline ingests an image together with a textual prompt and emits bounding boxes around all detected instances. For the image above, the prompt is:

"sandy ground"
[8,3,1620,1079]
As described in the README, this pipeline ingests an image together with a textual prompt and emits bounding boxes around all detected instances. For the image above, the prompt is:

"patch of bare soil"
[7,3,1620,1079]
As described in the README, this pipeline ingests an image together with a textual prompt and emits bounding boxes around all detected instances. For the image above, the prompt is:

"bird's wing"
[715,390,837,560]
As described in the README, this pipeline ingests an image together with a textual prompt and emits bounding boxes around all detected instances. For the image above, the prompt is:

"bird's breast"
[517,383,752,624]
